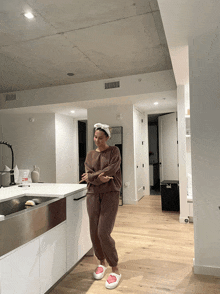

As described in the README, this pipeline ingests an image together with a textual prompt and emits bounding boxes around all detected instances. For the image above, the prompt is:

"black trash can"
[160,180,179,211]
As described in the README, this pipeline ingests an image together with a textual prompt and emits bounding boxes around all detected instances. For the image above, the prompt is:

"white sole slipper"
[93,265,107,280]
[105,273,122,289]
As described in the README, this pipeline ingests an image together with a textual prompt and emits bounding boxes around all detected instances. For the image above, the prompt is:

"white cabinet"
[0,238,40,294]
[66,191,92,271]
[39,222,67,294]
[0,187,90,293]
[0,222,66,294]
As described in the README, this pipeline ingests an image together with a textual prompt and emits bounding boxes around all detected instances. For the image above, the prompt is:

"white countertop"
[0,183,87,202]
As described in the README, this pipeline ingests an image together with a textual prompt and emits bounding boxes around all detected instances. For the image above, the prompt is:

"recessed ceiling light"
[154,102,159,105]
[67,73,74,76]
[71,110,75,113]
[24,12,34,19]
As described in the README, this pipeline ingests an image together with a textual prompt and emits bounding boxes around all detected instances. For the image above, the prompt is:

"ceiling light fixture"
[71,110,75,113]
[154,102,159,105]
[24,12,34,19]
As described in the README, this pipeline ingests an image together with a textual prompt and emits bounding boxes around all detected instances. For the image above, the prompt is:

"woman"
[81,123,122,290]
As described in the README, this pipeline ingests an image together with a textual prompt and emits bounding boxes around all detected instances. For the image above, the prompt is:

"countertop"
[0,183,87,202]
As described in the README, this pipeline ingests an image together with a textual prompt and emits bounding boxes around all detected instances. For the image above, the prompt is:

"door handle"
[74,195,86,201]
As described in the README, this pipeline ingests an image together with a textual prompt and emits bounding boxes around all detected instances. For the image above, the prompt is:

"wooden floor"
[50,195,220,294]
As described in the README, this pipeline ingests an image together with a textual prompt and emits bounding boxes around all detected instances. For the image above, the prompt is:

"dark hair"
[95,128,109,138]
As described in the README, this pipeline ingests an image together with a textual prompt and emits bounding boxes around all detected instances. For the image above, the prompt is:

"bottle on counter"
[21,170,30,185]
[31,165,40,183]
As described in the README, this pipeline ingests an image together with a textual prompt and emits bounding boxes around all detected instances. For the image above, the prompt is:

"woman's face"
[94,130,109,147]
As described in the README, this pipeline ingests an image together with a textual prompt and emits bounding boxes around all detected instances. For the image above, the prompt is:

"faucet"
[0,141,16,186]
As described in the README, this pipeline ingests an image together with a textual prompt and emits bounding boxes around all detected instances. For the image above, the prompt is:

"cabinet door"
[39,222,66,294]
[66,194,92,271]
[77,196,92,259]
[0,238,40,294]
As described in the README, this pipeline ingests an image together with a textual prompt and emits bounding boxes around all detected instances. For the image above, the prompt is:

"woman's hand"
[80,173,89,183]
[80,172,113,184]
[98,172,113,183]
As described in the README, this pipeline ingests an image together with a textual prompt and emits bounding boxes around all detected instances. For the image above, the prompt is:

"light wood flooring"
[49,195,220,294]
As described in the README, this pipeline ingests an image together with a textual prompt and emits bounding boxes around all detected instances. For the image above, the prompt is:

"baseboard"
[193,259,220,277]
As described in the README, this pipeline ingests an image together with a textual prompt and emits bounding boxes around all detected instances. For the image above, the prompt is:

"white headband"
[94,123,111,138]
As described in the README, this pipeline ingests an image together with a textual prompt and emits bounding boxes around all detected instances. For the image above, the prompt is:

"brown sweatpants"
[86,191,119,267]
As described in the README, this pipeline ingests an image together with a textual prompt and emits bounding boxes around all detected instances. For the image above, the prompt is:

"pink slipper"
[93,265,107,280]
[105,273,122,289]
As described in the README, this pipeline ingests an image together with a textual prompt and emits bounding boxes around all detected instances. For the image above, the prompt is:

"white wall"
[184,84,192,177]
[0,70,176,110]
[133,108,149,200]
[0,113,56,183]
[55,114,78,183]
[87,104,137,204]
[0,113,79,184]
[177,85,188,223]
[189,26,220,276]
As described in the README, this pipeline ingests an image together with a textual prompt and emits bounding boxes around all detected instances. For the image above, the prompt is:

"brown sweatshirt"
[84,146,122,193]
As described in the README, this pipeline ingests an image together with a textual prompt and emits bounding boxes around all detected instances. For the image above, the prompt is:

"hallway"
[49,196,220,294]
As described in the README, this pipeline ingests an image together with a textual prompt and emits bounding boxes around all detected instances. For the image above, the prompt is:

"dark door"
[78,121,87,181]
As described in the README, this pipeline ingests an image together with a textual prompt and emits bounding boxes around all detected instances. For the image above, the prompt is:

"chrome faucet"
[0,141,16,186]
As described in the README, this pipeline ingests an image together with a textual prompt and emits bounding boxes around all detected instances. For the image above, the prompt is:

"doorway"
[148,115,160,195]
[78,120,87,182]
[148,112,178,195]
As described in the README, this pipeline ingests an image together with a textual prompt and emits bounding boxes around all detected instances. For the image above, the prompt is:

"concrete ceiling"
[0,0,173,95]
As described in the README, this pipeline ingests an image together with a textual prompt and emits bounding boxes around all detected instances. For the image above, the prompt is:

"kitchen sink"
[0,195,66,257]
[0,195,58,217]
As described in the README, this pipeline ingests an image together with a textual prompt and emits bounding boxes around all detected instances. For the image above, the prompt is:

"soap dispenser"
[31,165,40,183]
